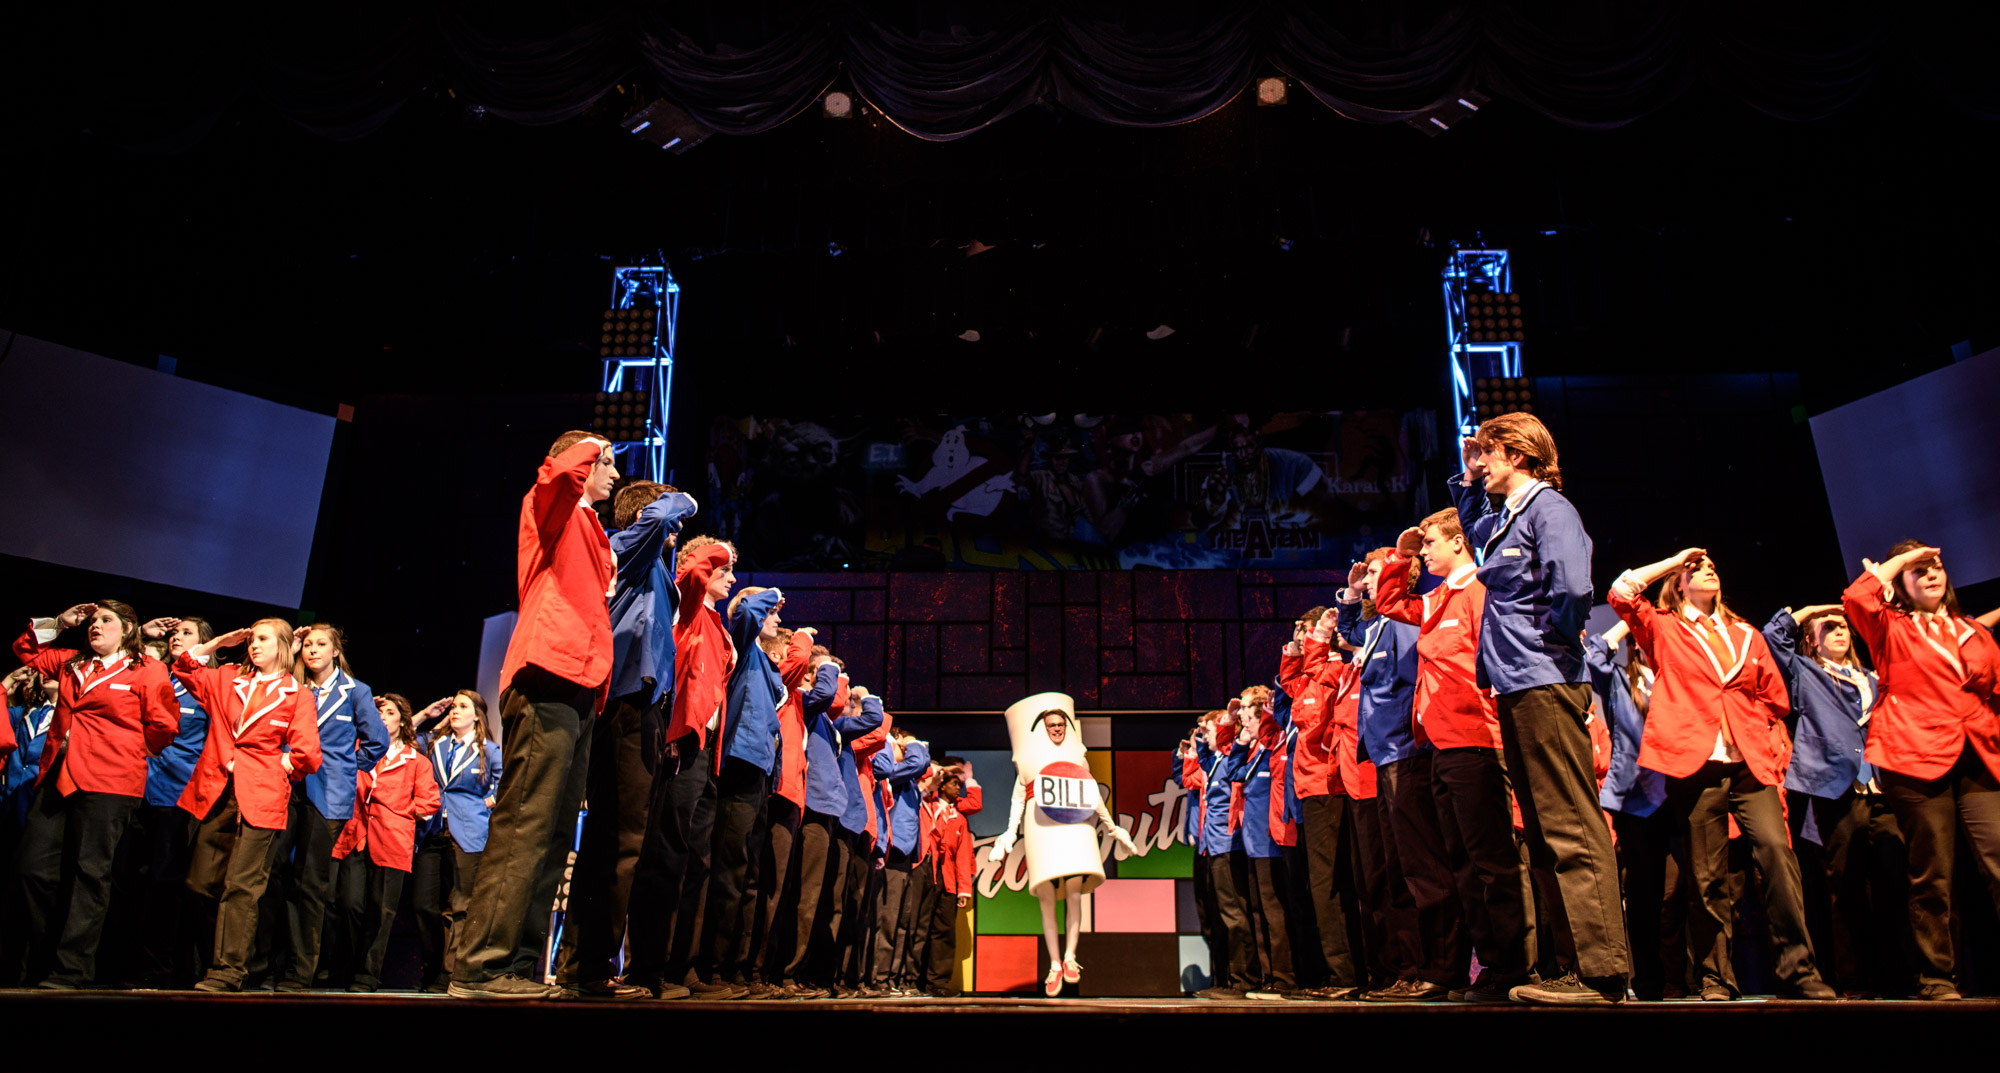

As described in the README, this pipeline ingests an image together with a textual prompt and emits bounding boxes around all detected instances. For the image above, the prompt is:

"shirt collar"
[1680,603,1724,630]
[1503,478,1546,513]
[1445,562,1478,589]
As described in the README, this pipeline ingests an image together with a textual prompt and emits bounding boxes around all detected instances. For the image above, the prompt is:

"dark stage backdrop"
[708,411,1443,572]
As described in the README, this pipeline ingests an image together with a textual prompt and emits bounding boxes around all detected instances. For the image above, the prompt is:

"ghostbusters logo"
[1035,760,1100,824]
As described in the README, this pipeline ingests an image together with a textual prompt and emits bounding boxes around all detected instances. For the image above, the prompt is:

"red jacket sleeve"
[958,779,983,816]
[1371,553,1424,627]
[954,823,975,893]
[529,441,602,540]
[13,630,72,678]
[1747,632,1792,725]
[779,629,814,688]
[0,712,15,760]
[286,689,323,777]
[1607,585,1660,667]
[172,653,229,721]
[1278,649,1307,698]
[1840,571,1894,659]
[138,658,180,755]
[413,755,442,818]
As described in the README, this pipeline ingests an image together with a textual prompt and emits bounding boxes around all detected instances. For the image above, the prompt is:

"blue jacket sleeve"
[832,694,885,739]
[1583,635,1617,693]
[1335,596,1367,648]
[350,680,390,772]
[611,492,698,585]
[1537,501,1595,641]
[1449,476,1498,552]
[890,741,931,782]
[801,663,839,718]
[1761,610,1805,686]
[484,742,504,798]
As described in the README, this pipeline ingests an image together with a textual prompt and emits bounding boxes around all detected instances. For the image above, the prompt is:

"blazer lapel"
[236,677,296,739]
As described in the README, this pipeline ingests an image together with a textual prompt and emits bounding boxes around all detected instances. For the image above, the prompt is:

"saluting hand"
[141,617,181,640]
[56,603,99,629]
[1395,526,1423,558]
[1460,437,1486,482]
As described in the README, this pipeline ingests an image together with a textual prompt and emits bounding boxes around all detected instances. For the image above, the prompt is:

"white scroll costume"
[998,691,1125,897]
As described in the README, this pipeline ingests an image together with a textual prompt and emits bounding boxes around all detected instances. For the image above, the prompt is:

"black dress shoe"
[1359,980,1415,1001]
[1402,981,1450,1002]
[1779,978,1837,1001]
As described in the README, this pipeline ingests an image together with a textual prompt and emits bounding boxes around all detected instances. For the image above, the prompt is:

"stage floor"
[6,988,1994,1065]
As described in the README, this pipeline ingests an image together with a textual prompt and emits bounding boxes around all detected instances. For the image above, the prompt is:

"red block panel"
[1100,676,1190,710]
[1101,647,1134,674]
[939,675,1025,710]
[1064,605,1099,708]
[1064,572,1099,604]
[906,624,938,709]
[992,573,1024,648]
[1028,605,1063,694]
[888,573,992,622]
[1135,621,1188,672]
[974,935,1043,994]
[776,587,852,624]
[1100,572,1134,647]
[940,624,989,673]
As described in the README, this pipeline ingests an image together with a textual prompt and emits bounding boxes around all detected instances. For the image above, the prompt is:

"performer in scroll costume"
[989,692,1138,996]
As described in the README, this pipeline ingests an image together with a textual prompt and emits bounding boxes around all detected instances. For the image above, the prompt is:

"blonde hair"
[292,622,353,681]
[236,618,297,679]
[1657,563,1742,627]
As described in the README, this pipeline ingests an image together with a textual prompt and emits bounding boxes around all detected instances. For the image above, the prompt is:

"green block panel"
[1111,838,1193,879]
[975,881,1064,935]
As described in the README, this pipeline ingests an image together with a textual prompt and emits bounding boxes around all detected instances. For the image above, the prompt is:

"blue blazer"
[1335,604,1422,768]
[873,737,930,856]
[1451,478,1594,694]
[804,666,881,818]
[721,588,787,775]
[836,696,888,836]
[1233,742,1280,859]
[1193,738,1242,857]
[146,678,210,807]
[1585,635,1667,818]
[4,702,52,826]
[1763,611,1881,809]
[608,492,699,706]
[303,669,390,821]
[419,732,504,853]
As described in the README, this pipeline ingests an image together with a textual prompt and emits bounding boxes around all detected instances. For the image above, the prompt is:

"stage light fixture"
[591,389,656,442]
[1465,292,1525,342]
[1471,377,1536,420]
[599,307,661,358]
[823,91,854,119]
[1255,77,1288,107]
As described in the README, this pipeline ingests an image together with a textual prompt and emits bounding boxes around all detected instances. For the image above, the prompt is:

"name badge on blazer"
[1371,652,1388,660]
[109,683,132,691]
[1440,619,1460,628]
[1501,548,1522,557]
[1256,771,1271,778]
[337,715,352,722]
[273,720,290,728]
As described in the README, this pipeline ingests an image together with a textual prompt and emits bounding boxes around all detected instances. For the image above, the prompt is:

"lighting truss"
[602,264,680,483]
[1442,246,1523,437]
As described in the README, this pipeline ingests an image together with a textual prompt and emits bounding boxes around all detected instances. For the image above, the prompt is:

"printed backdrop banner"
[706,410,1440,571]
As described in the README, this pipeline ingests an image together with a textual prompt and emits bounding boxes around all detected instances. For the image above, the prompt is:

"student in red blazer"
[12,599,178,988]
[1314,623,1402,991]
[625,537,739,999]
[1611,547,1832,1000]
[175,618,322,992]
[913,769,976,996]
[1373,509,1532,1000]
[1842,540,2000,1000]
[330,693,441,992]
[746,625,816,990]
[455,430,622,1001]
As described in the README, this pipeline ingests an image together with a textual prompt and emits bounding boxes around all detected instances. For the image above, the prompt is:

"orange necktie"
[1699,620,1738,747]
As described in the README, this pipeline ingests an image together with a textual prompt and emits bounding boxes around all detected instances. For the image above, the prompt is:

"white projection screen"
[0,332,336,607]
[1809,347,2000,588]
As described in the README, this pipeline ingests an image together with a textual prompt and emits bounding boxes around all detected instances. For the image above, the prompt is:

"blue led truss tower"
[1442,247,1525,437]
[601,264,680,482]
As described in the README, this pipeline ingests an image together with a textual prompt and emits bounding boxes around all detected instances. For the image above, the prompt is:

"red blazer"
[1280,638,1341,798]
[669,545,736,751]
[1328,660,1376,804]
[173,656,322,829]
[852,715,892,849]
[12,631,178,797]
[1262,720,1297,847]
[1374,556,1503,751]
[923,796,976,895]
[499,440,617,704]
[771,632,815,808]
[1609,587,1792,787]
[333,745,441,872]
[1842,573,2000,781]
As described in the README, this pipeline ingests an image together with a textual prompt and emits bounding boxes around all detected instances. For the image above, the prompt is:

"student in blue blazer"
[1764,604,1911,997]
[266,623,389,991]
[1451,413,1628,1005]
[1585,621,1684,1001]
[1,666,55,986]
[779,654,881,995]
[120,617,217,987]
[557,481,699,999]
[410,689,502,993]
[1336,556,1448,1002]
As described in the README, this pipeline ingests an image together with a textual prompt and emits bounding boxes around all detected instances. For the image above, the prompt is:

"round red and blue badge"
[1034,760,1099,824]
